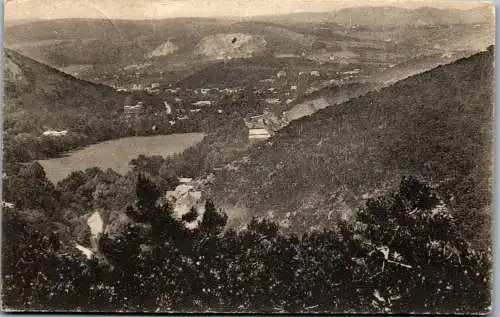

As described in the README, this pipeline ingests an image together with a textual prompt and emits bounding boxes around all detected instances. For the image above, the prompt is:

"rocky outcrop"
[165,183,206,229]
[147,41,179,58]
[194,33,267,60]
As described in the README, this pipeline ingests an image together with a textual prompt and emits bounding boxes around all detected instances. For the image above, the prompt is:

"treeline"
[4,87,258,169]
[2,173,491,313]
[3,105,201,166]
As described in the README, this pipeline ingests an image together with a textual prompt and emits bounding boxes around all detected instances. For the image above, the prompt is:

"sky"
[5,0,492,21]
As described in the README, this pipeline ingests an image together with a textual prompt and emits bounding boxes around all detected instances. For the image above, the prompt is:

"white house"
[42,130,68,137]
[248,128,271,140]
[178,177,193,184]
[131,84,144,91]
[265,98,281,104]
[192,100,212,107]
[2,201,14,209]
[343,68,361,75]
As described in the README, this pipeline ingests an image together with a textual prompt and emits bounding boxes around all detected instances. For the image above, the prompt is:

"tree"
[354,176,491,313]
[199,199,227,236]
[3,162,60,216]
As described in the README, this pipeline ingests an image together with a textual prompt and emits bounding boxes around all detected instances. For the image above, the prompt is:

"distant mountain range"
[4,6,493,73]
[251,6,494,26]
[209,47,494,243]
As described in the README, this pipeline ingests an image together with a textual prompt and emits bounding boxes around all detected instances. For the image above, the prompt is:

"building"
[42,130,68,137]
[131,84,144,91]
[178,177,193,184]
[342,68,361,75]
[124,102,144,121]
[2,201,14,209]
[310,70,321,77]
[244,111,284,141]
[166,88,180,94]
[192,100,212,107]
[248,128,271,140]
[265,98,281,105]
[277,70,287,78]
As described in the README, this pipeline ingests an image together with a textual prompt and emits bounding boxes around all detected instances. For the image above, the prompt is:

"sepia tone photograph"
[1,0,495,313]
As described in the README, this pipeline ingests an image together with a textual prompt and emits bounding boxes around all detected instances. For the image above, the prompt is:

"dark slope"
[176,56,318,88]
[4,48,126,114]
[210,47,494,243]
[3,49,133,165]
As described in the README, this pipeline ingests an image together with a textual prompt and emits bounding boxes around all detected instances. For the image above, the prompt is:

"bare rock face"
[147,41,179,58]
[165,183,206,230]
[194,33,267,60]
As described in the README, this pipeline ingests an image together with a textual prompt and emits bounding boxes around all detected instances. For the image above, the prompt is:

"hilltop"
[253,6,494,26]
[209,47,494,246]
[5,6,493,89]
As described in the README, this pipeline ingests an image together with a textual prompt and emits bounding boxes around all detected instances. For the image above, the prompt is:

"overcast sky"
[5,0,492,20]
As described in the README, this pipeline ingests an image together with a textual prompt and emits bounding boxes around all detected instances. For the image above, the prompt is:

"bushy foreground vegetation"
[2,170,491,313]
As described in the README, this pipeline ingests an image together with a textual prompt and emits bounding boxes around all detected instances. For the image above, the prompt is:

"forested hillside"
[210,47,494,247]
[4,49,193,168]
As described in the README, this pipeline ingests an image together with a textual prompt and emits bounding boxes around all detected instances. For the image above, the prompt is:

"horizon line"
[4,3,492,22]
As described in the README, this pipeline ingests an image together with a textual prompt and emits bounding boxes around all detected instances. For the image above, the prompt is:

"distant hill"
[176,56,318,88]
[282,50,477,122]
[4,49,131,164]
[4,8,494,86]
[209,47,494,245]
[3,49,177,167]
[4,48,126,116]
[253,6,494,26]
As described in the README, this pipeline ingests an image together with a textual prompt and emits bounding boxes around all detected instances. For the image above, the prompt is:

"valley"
[2,3,495,313]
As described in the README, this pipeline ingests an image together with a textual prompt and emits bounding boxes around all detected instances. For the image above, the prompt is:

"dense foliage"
[2,43,493,315]
[2,174,491,313]
[4,49,206,166]
[211,48,494,248]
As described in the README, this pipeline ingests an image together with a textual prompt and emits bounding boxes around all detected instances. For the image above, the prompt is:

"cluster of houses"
[115,66,364,136]
[123,101,145,121]
[244,110,286,141]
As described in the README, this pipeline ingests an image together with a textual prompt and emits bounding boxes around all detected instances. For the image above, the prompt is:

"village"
[117,66,365,141]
